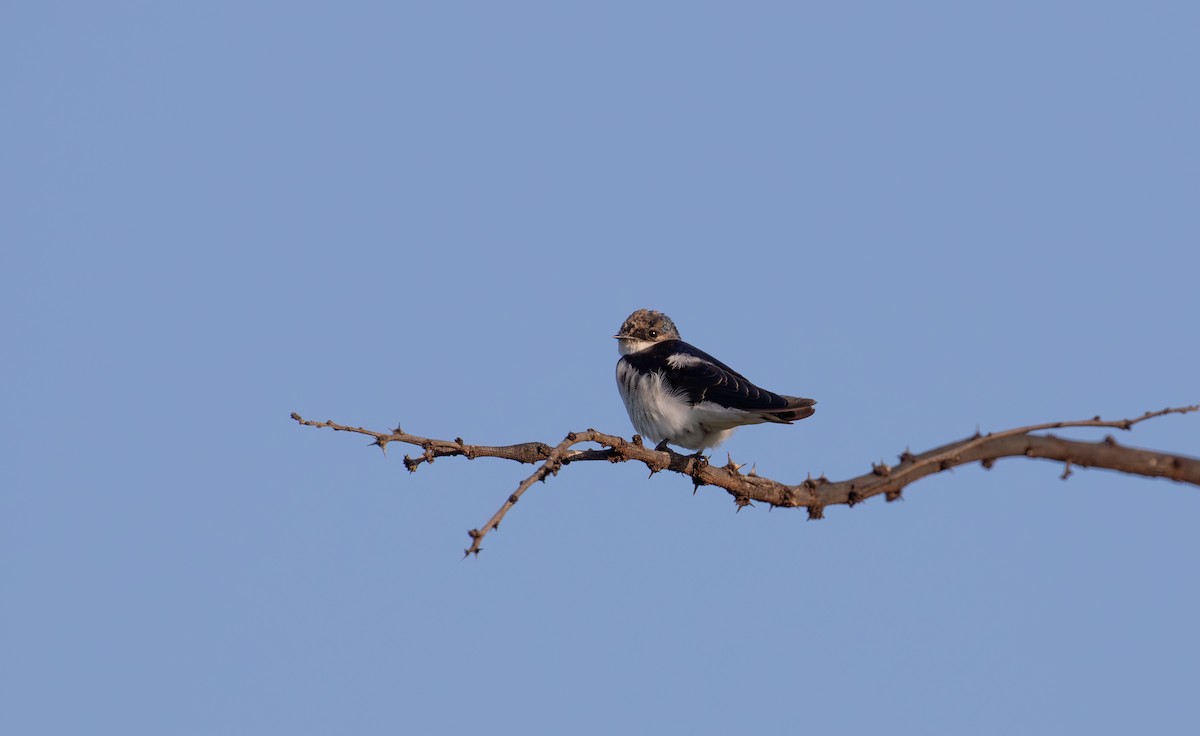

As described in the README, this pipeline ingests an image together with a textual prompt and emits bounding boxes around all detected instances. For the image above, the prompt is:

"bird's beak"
[613,334,626,340]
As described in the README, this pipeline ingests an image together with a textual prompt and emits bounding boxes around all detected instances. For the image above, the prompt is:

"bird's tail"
[767,396,816,423]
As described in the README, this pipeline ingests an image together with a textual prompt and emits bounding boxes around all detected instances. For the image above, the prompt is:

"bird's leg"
[654,438,672,453]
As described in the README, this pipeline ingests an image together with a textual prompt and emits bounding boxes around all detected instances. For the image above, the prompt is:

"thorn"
[566,431,577,441]
[1092,415,1101,421]
[725,453,745,473]
[980,458,995,470]
[1061,460,1073,480]
[394,423,404,434]
[872,461,891,476]
[885,490,903,503]
[747,463,758,478]
[1104,435,1118,446]
[371,438,388,456]
[899,448,914,463]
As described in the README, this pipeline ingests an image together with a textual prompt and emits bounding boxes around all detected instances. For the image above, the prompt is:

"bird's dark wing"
[627,340,816,420]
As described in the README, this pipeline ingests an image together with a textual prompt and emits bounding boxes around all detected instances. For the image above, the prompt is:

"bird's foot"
[645,438,672,476]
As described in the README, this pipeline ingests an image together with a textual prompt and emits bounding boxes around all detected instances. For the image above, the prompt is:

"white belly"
[616,361,746,450]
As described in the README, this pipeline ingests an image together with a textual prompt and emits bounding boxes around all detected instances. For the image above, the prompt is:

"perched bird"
[614,309,816,452]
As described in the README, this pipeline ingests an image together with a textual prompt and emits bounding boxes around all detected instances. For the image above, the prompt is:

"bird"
[614,308,816,452]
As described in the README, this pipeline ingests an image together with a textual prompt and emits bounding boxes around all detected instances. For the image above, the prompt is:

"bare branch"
[289,413,559,469]
[291,405,1200,553]
[463,429,618,557]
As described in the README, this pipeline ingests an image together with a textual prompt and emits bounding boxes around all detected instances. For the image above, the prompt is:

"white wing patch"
[665,352,707,369]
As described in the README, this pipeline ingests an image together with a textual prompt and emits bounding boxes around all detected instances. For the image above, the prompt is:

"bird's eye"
[648,329,658,338]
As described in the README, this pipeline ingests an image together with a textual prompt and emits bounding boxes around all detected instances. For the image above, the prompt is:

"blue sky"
[4,2,1198,734]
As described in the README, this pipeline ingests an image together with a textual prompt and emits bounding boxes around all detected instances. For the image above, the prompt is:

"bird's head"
[614,309,680,355]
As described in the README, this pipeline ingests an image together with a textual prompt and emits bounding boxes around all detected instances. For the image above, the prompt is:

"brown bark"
[291,405,1199,556]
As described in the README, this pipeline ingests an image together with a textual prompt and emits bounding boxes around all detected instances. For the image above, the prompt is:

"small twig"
[464,430,599,557]
[884,406,1197,492]
[289,413,558,468]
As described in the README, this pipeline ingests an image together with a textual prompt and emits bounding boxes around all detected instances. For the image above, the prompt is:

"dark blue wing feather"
[621,340,816,420]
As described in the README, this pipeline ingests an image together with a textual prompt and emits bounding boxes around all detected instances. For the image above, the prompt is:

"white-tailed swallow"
[614,309,816,452]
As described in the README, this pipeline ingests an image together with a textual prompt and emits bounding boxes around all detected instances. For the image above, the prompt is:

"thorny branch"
[291,405,1200,556]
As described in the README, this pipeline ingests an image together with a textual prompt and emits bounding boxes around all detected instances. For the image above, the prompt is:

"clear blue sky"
[4,2,1198,734]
